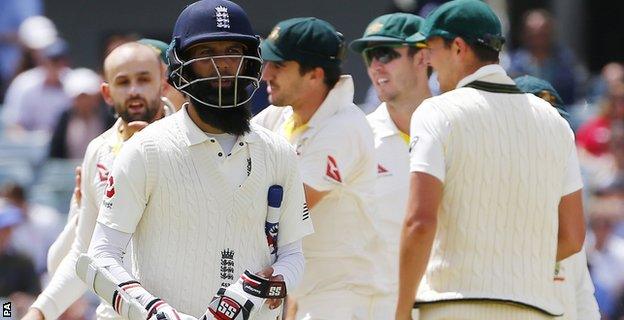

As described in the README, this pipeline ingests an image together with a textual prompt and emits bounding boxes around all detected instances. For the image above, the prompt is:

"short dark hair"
[443,37,499,63]
[298,62,341,90]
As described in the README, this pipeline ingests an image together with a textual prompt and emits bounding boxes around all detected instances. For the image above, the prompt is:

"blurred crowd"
[0,0,623,319]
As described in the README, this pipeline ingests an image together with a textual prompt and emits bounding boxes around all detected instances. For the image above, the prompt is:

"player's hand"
[21,307,44,320]
[121,121,149,141]
[73,166,82,207]
[149,303,196,320]
[255,267,283,310]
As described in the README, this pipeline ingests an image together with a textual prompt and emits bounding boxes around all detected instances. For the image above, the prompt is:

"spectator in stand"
[49,68,115,159]
[0,1,43,101]
[0,203,40,298]
[507,9,585,105]
[577,81,624,158]
[586,196,624,319]
[0,182,63,275]
[1,38,71,140]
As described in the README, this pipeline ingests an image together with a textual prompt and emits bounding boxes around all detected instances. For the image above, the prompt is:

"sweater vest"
[416,87,574,316]
[128,118,275,317]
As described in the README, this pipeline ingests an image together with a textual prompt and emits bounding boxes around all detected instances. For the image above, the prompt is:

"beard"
[189,97,252,136]
[114,96,161,123]
[184,79,254,135]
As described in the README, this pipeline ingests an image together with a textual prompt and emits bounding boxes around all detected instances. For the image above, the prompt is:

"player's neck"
[290,86,330,127]
[386,84,431,134]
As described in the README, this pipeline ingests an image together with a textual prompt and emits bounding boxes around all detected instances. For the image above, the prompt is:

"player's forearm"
[32,250,87,320]
[396,213,437,318]
[271,240,304,291]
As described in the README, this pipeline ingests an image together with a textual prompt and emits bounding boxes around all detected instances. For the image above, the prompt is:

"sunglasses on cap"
[362,44,408,66]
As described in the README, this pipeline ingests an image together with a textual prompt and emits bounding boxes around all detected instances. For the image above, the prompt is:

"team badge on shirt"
[377,164,391,177]
[324,155,342,183]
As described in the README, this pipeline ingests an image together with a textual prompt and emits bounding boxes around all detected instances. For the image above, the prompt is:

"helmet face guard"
[168,43,262,109]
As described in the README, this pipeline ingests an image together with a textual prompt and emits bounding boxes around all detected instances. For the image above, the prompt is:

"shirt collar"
[368,103,399,139]
[180,104,260,146]
[307,75,355,129]
[105,118,124,148]
[456,64,515,89]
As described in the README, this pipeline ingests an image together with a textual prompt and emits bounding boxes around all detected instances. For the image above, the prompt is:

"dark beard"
[189,99,252,135]
[115,97,161,123]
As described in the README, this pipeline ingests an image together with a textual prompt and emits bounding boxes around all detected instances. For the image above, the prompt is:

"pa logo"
[409,136,419,153]
[2,302,10,317]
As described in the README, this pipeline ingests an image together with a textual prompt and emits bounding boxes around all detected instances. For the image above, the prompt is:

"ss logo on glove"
[216,297,240,318]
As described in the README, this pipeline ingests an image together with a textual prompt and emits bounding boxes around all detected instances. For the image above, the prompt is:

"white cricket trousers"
[416,301,555,320]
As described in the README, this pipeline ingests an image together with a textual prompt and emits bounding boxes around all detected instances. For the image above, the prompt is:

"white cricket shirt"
[366,103,410,289]
[253,75,387,297]
[97,106,313,317]
[32,119,125,320]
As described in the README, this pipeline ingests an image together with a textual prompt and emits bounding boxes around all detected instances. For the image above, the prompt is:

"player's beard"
[185,79,253,135]
[115,96,161,123]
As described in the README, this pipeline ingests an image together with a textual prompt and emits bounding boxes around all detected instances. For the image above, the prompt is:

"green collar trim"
[464,80,522,94]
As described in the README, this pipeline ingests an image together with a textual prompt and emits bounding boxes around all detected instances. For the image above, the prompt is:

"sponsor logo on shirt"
[324,155,342,183]
[105,176,115,198]
[409,136,419,153]
[96,163,109,182]
[553,262,565,282]
[377,163,391,177]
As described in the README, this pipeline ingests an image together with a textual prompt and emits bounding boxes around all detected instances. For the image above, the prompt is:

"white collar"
[368,103,400,139]
[456,64,515,89]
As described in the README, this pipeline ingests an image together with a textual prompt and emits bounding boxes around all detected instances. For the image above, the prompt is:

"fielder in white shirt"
[84,1,313,320]
[253,17,386,320]
[349,13,431,312]
[24,42,166,320]
[396,1,586,319]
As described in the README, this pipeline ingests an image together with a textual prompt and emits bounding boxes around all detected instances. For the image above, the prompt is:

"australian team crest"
[215,5,230,29]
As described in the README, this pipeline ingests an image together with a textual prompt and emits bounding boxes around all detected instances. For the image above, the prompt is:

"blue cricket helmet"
[167,0,262,109]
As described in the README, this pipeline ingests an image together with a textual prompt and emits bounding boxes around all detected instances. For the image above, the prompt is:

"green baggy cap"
[514,75,569,122]
[407,0,505,52]
[138,38,169,63]
[349,13,424,53]
[260,17,345,67]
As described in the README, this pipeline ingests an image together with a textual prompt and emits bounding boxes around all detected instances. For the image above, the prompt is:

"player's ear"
[101,82,114,106]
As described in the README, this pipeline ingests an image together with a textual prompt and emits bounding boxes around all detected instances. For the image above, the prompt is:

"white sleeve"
[408,101,450,182]
[46,197,79,274]
[31,147,104,319]
[88,222,135,284]
[562,143,583,196]
[574,248,601,320]
[275,143,314,247]
[271,240,304,291]
[97,140,148,233]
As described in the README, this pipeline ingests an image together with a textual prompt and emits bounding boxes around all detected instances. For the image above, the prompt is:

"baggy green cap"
[349,13,424,53]
[407,0,505,52]
[138,38,169,63]
[514,75,569,122]
[260,17,345,67]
